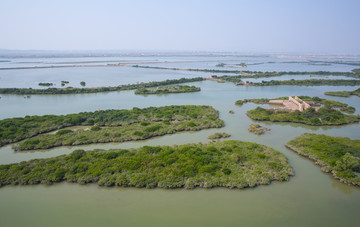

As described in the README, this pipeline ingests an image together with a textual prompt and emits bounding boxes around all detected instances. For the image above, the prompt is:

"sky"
[0,0,359,54]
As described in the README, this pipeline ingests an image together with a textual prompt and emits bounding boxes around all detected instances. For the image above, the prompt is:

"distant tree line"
[251,79,360,86]
[0,77,204,95]
[135,85,200,95]
[325,88,360,97]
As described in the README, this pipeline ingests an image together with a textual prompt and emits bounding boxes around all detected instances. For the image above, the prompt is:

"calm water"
[143,60,357,72]
[0,58,360,226]
[0,66,213,89]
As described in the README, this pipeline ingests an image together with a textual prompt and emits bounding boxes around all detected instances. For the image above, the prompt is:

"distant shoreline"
[0,59,242,71]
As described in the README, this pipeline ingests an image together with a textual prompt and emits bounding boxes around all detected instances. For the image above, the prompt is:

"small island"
[134,85,200,95]
[236,96,359,126]
[286,133,360,187]
[6,105,224,151]
[61,81,70,86]
[216,63,226,67]
[0,140,294,189]
[38,82,54,87]
[325,88,360,97]
[248,124,270,135]
[207,132,231,140]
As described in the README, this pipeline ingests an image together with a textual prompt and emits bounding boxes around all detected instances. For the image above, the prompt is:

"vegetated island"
[6,105,224,151]
[248,124,270,135]
[38,82,54,87]
[235,96,359,126]
[222,78,360,87]
[61,81,70,86]
[236,96,356,113]
[325,88,360,97]
[218,72,360,85]
[247,79,360,87]
[0,105,221,148]
[206,75,360,87]
[0,77,204,95]
[133,65,360,78]
[0,140,294,189]
[207,132,231,140]
[286,133,360,186]
[134,85,200,95]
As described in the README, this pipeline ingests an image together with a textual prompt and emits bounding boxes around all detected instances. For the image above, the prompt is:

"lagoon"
[0,57,360,226]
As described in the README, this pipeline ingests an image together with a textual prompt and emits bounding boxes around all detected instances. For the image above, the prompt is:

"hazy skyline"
[1,0,359,54]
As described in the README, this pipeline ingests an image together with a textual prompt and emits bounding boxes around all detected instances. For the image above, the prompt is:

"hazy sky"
[1,0,359,53]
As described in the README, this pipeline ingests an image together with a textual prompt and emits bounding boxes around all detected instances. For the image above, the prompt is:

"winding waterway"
[0,57,360,226]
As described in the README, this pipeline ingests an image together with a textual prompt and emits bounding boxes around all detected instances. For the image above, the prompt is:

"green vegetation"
[14,108,224,151]
[286,133,360,186]
[325,88,360,97]
[80,81,86,87]
[132,65,360,78]
[0,105,221,148]
[305,61,360,67]
[236,98,273,106]
[248,124,270,135]
[229,110,234,114]
[90,126,101,131]
[219,72,360,84]
[0,140,293,189]
[38,83,53,86]
[251,79,360,86]
[247,106,358,126]
[207,132,231,140]
[61,81,69,87]
[216,63,226,67]
[0,77,204,95]
[237,96,359,126]
[135,85,200,95]
[236,96,356,114]
[236,63,247,67]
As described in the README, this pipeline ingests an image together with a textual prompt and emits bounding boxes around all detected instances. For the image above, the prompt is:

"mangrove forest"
[248,124,270,135]
[134,85,200,95]
[14,107,224,151]
[236,96,356,114]
[0,105,222,148]
[246,106,358,126]
[0,140,294,189]
[286,133,360,186]
[325,88,360,97]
